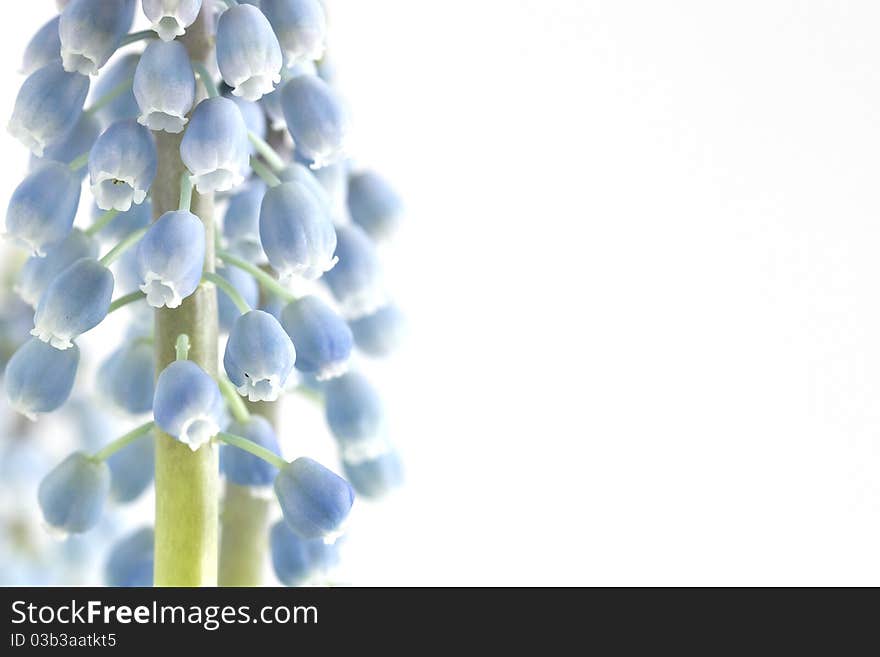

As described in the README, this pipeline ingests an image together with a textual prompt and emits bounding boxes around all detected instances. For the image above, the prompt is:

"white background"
[3,0,880,585]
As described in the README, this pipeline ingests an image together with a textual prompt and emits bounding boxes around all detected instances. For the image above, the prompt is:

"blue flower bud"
[216,265,259,333]
[281,73,350,168]
[89,119,157,211]
[280,296,352,380]
[223,179,266,262]
[30,112,102,174]
[21,16,62,76]
[349,303,406,357]
[269,519,313,585]
[107,432,154,502]
[343,451,403,500]
[216,4,282,101]
[38,452,109,534]
[228,96,267,150]
[143,0,202,41]
[321,224,385,317]
[8,61,90,156]
[134,40,195,134]
[180,97,249,193]
[97,341,154,415]
[136,210,206,308]
[59,0,136,75]
[15,230,99,308]
[278,162,331,210]
[5,162,82,257]
[259,181,337,281]
[91,53,140,126]
[348,170,402,241]
[5,338,80,418]
[261,0,326,67]
[32,258,114,350]
[224,310,296,401]
[324,371,384,446]
[92,198,152,244]
[105,527,153,586]
[222,415,281,486]
[153,360,224,450]
[274,457,354,539]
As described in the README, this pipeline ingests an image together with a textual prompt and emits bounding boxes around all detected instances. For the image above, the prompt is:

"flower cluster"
[3,0,405,586]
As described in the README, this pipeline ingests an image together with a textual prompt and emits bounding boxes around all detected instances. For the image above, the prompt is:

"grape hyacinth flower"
[8,61,90,156]
[90,53,140,126]
[216,3,282,102]
[15,230,99,308]
[92,198,152,244]
[107,433,154,502]
[281,73,350,168]
[5,338,80,419]
[274,457,354,539]
[105,527,154,586]
[259,181,338,282]
[180,97,249,193]
[222,416,281,487]
[142,0,203,42]
[270,520,338,586]
[136,210,206,309]
[223,179,266,262]
[38,452,110,534]
[97,341,155,415]
[5,162,83,257]
[323,224,386,317]
[278,162,331,210]
[153,360,224,450]
[89,119,158,211]
[348,170,403,241]
[30,113,102,173]
[59,0,137,76]
[216,265,259,332]
[261,0,327,67]
[343,451,403,500]
[280,296,352,380]
[134,40,196,134]
[224,310,297,402]
[349,303,406,357]
[21,16,62,76]
[324,372,385,448]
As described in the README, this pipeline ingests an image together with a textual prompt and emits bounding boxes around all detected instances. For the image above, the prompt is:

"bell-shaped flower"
[30,113,102,175]
[278,162,331,211]
[349,303,406,358]
[38,452,110,534]
[153,360,224,451]
[324,371,384,447]
[261,0,326,67]
[8,61,90,156]
[224,310,296,402]
[15,230,99,308]
[6,163,83,257]
[216,265,259,333]
[180,97,249,193]
[59,0,136,75]
[342,451,403,500]
[134,40,195,134]
[223,179,266,262]
[270,520,338,586]
[89,119,157,211]
[222,416,281,487]
[142,0,202,41]
[322,224,385,317]
[21,16,62,76]
[32,258,115,350]
[136,210,206,309]
[5,338,80,419]
[105,527,153,586]
[107,432,154,502]
[259,181,337,282]
[90,53,140,126]
[274,457,354,539]
[280,295,352,380]
[281,73,350,168]
[97,341,154,415]
[216,4,282,101]
[347,170,403,241]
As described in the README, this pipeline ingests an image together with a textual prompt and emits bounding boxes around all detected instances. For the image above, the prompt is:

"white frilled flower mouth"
[140,272,183,309]
[278,255,338,286]
[92,173,148,212]
[30,325,74,351]
[61,50,99,76]
[236,374,284,403]
[179,414,220,451]
[138,110,188,134]
[4,232,45,258]
[7,119,47,157]
[338,286,387,321]
[189,168,244,194]
[341,438,392,465]
[315,359,349,382]
[153,16,186,42]
[231,73,281,102]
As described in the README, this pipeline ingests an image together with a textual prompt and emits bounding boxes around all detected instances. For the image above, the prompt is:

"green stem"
[175,333,191,361]
[218,484,271,587]
[84,76,135,116]
[217,249,296,303]
[119,30,156,48]
[93,422,155,462]
[108,291,146,314]
[85,209,120,236]
[249,156,282,187]
[99,226,148,266]
[192,62,219,99]
[216,432,287,470]
[68,152,89,172]
[248,132,286,172]
[217,376,251,424]
[179,171,193,212]
[203,272,251,314]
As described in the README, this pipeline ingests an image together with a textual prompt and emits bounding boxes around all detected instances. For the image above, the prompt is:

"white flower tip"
[61,51,98,76]
[179,415,220,451]
[191,169,245,194]
[8,120,45,157]
[232,73,282,102]
[315,359,349,382]
[139,111,188,134]
[41,521,70,541]
[141,275,183,309]
[153,17,186,42]
[30,326,73,350]
[236,377,283,403]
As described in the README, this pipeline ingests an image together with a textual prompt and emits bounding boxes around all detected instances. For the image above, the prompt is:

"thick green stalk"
[153,7,219,587]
